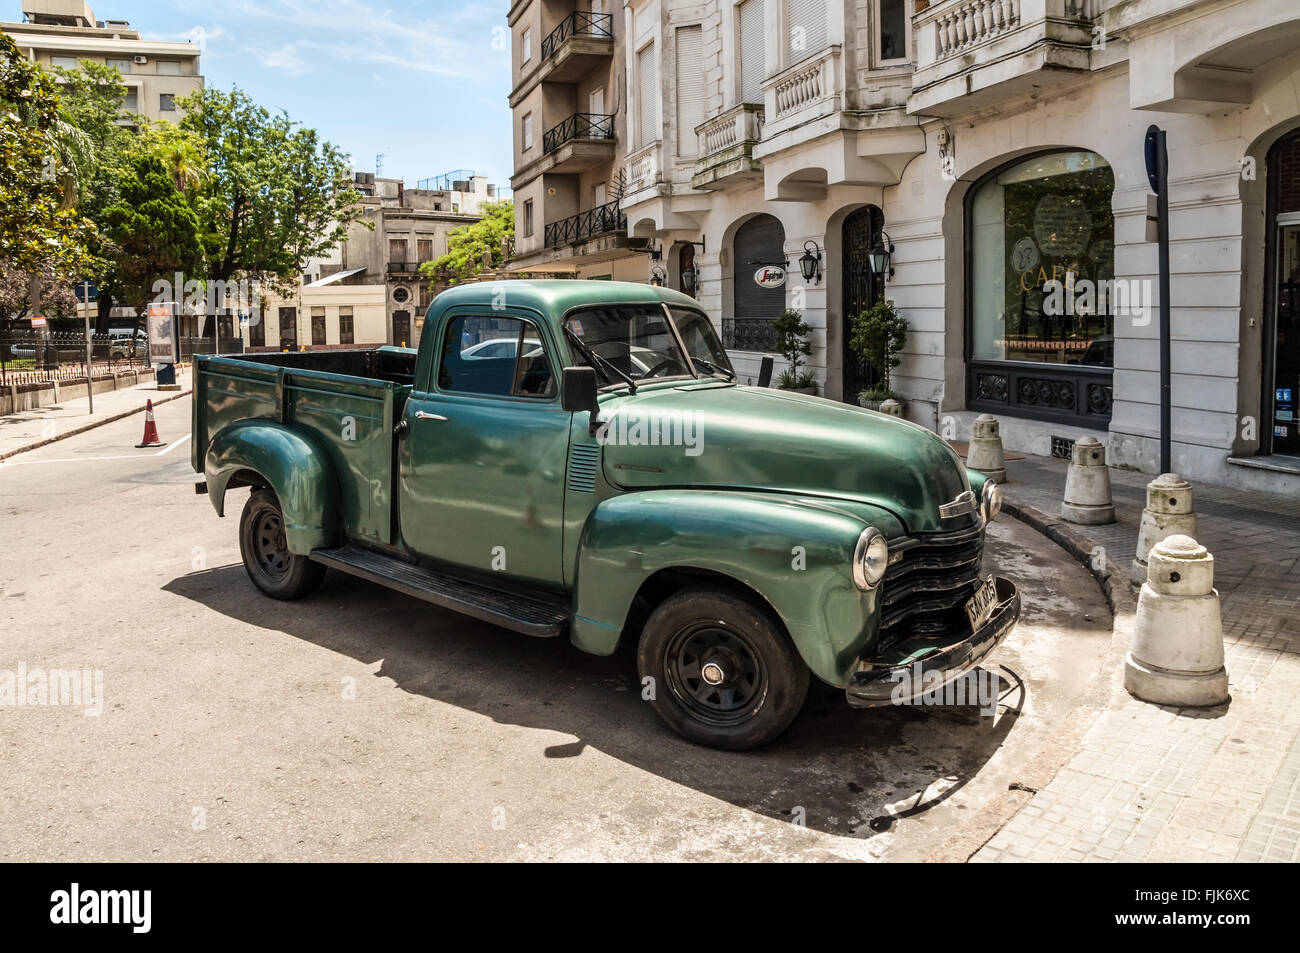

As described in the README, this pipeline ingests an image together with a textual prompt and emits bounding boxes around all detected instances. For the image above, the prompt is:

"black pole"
[1156,130,1172,474]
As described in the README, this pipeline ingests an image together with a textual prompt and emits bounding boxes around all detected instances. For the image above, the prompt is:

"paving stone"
[971,452,1298,863]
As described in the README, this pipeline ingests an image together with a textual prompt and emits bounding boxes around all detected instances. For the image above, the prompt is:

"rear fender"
[204,420,340,554]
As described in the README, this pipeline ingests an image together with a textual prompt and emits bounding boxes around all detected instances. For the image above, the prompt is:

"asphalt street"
[0,395,1112,861]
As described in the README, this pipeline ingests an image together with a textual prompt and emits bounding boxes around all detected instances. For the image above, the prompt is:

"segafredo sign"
[753,265,787,289]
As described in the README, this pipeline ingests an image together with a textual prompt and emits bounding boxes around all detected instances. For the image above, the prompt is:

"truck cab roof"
[426,280,703,324]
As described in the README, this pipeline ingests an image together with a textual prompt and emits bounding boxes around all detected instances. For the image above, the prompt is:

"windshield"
[563,304,734,385]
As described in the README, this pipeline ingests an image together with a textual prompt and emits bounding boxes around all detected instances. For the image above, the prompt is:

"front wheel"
[238,488,325,600]
[637,588,808,750]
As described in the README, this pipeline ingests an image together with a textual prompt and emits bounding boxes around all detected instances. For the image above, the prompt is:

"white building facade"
[613,0,1300,493]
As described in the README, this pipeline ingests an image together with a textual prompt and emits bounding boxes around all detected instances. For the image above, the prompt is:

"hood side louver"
[566,442,600,493]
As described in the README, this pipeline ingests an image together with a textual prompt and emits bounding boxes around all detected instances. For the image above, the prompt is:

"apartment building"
[2,0,204,123]
[597,0,1300,494]
[506,0,647,279]
[249,173,501,352]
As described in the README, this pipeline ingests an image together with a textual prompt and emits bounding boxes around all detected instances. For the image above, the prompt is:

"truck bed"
[192,347,416,545]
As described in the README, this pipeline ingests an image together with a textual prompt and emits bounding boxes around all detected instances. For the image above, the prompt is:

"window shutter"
[675,26,704,157]
[738,0,764,104]
[637,43,658,149]
[784,0,827,65]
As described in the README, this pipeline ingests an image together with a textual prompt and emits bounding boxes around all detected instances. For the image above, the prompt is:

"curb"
[0,387,193,462]
[926,492,1139,863]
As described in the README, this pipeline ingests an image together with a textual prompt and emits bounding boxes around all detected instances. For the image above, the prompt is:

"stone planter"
[780,386,816,396]
[858,397,903,415]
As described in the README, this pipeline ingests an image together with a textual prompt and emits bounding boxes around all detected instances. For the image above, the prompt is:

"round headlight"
[853,528,889,590]
[981,480,1002,523]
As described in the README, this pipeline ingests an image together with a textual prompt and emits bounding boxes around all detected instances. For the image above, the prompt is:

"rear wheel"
[238,489,324,600]
[637,587,808,750]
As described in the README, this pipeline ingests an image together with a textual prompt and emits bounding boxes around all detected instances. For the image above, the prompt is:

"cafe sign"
[753,265,787,289]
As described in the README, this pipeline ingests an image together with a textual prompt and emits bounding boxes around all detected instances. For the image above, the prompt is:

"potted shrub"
[772,308,817,394]
[849,299,908,412]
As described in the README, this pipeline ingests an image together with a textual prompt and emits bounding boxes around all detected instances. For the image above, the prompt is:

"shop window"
[967,150,1116,423]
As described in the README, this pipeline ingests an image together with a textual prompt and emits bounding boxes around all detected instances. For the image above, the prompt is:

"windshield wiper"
[563,326,638,394]
[690,357,736,381]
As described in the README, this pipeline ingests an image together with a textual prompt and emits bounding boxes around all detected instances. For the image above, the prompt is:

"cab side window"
[438,315,555,398]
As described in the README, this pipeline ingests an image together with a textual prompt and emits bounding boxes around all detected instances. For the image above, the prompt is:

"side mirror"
[561,365,599,415]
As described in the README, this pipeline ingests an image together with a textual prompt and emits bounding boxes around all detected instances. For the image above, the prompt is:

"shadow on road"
[164,561,1026,840]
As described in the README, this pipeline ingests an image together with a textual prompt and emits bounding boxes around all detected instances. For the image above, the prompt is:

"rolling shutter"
[733,214,787,332]
[637,42,658,149]
[676,26,704,157]
[738,0,764,104]
[785,0,827,65]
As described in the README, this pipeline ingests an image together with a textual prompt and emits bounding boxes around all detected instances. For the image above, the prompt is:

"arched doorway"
[725,214,786,352]
[841,206,885,402]
[1266,129,1300,457]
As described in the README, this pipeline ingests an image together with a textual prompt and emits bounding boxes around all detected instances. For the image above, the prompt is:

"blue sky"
[4,0,514,192]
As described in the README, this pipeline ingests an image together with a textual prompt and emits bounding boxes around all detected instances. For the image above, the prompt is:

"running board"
[310,545,569,638]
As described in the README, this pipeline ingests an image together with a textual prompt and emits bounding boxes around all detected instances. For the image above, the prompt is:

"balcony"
[761,47,845,142]
[388,261,423,275]
[910,0,1097,116]
[539,11,614,83]
[692,103,764,191]
[544,199,627,249]
[536,112,616,174]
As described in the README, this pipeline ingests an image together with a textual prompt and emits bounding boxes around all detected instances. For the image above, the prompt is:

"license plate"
[965,577,999,631]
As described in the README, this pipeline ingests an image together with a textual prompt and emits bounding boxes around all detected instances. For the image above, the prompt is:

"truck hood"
[597,383,973,535]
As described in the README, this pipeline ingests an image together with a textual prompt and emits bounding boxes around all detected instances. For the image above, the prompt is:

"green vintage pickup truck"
[193,281,1019,749]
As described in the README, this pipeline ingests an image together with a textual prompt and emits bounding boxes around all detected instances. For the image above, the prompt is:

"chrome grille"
[877,522,984,649]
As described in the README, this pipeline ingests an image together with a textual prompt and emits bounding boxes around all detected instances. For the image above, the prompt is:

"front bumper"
[845,577,1021,709]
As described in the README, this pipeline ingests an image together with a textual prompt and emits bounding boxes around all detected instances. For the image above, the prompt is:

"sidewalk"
[973,453,1300,862]
[0,367,192,460]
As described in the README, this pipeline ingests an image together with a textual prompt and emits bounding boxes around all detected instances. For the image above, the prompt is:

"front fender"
[571,490,905,687]
[204,420,341,554]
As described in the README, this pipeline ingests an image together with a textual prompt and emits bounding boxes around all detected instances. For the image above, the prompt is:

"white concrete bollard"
[879,399,903,418]
[1131,473,1197,586]
[966,413,1006,484]
[1061,436,1115,525]
[1124,535,1229,707]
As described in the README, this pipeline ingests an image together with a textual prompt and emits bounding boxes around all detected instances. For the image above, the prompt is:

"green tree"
[849,298,909,400]
[421,200,514,287]
[0,31,95,286]
[180,87,363,298]
[772,308,814,390]
[47,58,138,331]
[102,150,202,311]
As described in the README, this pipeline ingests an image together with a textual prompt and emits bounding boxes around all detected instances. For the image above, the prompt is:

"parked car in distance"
[192,281,1020,749]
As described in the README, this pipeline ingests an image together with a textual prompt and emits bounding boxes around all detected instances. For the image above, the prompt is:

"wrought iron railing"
[543,113,615,153]
[544,200,627,248]
[388,261,423,274]
[721,317,779,352]
[541,11,613,60]
[0,329,151,386]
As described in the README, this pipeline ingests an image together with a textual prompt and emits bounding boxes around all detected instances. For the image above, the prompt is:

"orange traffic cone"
[135,399,166,448]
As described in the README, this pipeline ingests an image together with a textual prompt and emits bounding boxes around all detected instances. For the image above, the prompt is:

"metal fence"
[0,329,151,387]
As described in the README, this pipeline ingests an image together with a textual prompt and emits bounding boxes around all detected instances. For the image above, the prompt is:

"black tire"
[637,587,808,750]
[238,488,325,600]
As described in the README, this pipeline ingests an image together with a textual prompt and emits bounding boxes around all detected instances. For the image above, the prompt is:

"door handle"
[415,411,449,422]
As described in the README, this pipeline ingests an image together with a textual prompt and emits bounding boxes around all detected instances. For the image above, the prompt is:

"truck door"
[397,311,570,589]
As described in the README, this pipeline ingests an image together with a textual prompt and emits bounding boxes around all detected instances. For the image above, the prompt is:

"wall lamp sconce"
[649,266,667,287]
[867,231,895,281]
[799,240,822,285]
